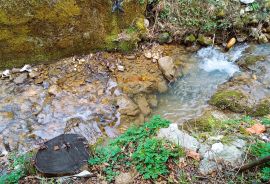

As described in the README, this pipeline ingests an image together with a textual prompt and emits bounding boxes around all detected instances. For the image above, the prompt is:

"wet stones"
[117,95,140,116]
[158,56,177,81]
[13,73,28,84]
[48,85,61,96]
[134,94,151,115]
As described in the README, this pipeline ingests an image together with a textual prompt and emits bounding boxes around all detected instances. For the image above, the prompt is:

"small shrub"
[132,138,179,179]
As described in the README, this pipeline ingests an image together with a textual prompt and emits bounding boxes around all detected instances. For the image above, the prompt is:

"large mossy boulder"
[209,90,248,113]
[0,0,146,69]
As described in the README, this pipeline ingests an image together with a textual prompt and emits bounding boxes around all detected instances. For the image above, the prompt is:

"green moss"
[158,32,171,44]
[0,0,146,69]
[197,34,212,46]
[237,55,266,67]
[183,112,220,132]
[184,34,196,44]
[209,90,248,113]
[250,99,270,117]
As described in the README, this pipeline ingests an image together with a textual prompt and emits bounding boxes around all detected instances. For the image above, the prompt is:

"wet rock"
[157,80,168,93]
[134,94,151,115]
[117,95,140,116]
[158,56,177,81]
[48,85,61,96]
[147,94,158,108]
[157,123,200,151]
[115,172,133,184]
[14,73,28,84]
[237,55,266,67]
[198,34,212,46]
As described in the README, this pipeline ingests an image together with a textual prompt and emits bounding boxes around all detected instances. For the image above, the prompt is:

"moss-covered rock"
[250,98,270,117]
[209,90,248,113]
[237,55,266,67]
[157,32,171,44]
[184,34,196,45]
[0,0,146,69]
[197,34,212,46]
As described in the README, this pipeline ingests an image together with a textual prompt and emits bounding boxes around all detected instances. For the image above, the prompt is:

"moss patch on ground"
[209,90,248,113]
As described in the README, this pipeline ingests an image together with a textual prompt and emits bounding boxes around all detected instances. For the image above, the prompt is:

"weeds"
[88,116,184,182]
[0,152,33,184]
[251,142,270,181]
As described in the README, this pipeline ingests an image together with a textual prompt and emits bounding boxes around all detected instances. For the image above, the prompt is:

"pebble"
[117,65,125,72]
[144,51,152,59]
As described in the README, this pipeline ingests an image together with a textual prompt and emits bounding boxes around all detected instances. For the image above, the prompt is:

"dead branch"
[238,155,270,172]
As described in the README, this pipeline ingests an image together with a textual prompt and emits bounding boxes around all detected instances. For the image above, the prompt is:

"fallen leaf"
[246,123,266,134]
[186,150,200,161]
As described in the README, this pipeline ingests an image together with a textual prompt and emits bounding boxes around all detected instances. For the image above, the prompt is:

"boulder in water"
[158,56,177,81]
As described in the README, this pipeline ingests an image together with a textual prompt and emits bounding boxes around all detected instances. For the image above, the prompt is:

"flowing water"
[153,44,249,123]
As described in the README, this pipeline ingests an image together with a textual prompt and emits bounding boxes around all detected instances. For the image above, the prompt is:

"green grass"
[88,116,184,182]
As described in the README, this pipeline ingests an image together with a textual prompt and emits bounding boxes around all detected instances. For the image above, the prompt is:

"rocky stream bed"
[0,43,270,183]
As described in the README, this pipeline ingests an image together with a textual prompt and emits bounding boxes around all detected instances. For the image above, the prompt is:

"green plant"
[0,153,33,184]
[132,138,178,179]
[262,118,270,125]
[251,142,270,181]
[89,116,182,182]
[249,2,260,11]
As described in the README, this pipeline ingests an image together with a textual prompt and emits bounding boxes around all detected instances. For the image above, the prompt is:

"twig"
[238,155,270,172]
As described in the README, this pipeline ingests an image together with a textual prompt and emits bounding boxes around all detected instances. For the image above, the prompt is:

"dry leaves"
[246,123,266,134]
[186,150,200,161]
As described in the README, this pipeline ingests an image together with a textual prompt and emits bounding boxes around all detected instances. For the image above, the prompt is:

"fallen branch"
[238,155,270,172]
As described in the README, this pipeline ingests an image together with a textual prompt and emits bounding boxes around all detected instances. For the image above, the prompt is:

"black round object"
[35,134,89,176]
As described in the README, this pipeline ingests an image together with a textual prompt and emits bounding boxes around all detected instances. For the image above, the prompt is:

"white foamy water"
[153,44,248,124]
[198,45,247,76]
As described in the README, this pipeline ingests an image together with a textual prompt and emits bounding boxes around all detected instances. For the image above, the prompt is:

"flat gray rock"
[157,123,200,151]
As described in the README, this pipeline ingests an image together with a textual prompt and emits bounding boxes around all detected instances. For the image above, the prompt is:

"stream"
[153,44,266,123]
[0,43,270,153]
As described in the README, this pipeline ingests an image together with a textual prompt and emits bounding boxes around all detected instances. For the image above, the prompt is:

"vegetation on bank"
[0,152,34,184]
[145,0,270,43]
[0,116,270,183]
[88,115,184,182]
